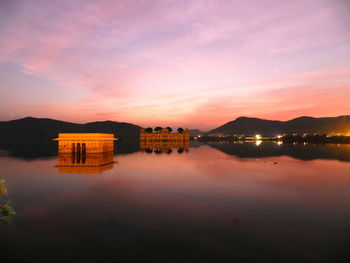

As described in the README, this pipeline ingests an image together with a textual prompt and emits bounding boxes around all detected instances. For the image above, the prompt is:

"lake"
[1,142,350,262]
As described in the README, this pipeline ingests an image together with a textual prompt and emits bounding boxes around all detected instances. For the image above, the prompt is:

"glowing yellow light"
[276,135,282,139]
[0,179,8,195]
[255,140,262,146]
[255,134,262,140]
[277,141,282,145]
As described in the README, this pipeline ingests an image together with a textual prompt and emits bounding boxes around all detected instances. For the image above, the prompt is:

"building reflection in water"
[55,152,115,174]
[140,141,189,154]
[0,179,16,225]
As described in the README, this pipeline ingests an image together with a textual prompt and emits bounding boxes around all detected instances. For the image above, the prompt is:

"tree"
[154,127,162,133]
[166,127,172,132]
[177,148,184,153]
[154,148,162,154]
[0,180,7,196]
[177,127,184,133]
[144,148,153,153]
[145,127,153,133]
[0,180,16,225]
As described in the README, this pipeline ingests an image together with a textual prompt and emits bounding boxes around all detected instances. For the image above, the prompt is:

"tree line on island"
[144,127,185,133]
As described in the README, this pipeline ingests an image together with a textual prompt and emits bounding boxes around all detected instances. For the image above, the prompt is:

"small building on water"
[140,127,190,154]
[140,128,190,143]
[53,133,116,153]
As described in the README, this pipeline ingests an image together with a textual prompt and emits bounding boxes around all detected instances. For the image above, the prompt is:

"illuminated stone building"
[140,128,189,143]
[140,128,190,153]
[54,133,116,153]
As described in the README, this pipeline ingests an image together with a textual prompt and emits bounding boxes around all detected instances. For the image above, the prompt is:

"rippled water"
[1,142,350,262]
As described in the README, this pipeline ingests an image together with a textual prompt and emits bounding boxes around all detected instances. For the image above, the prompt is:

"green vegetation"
[0,180,16,225]
[143,127,186,133]
[154,127,163,133]
[0,180,7,195]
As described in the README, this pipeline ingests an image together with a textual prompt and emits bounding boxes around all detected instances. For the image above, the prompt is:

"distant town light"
[255,134,262,140]
[276,135,282,139]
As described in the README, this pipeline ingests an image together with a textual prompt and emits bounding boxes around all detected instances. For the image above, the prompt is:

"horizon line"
[1,114,350,131]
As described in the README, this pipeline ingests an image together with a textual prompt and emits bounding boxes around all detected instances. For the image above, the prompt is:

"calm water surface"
[1,142,350,262]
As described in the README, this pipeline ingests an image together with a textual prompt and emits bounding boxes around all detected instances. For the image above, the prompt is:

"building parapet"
[54,133,116,153]
[140,128,189,143]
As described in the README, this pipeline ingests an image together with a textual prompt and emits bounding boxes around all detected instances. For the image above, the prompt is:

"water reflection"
[1,144,350,262]
[140,141,189,154]
[55,152,115,174]
[0,179,16,225]
[206,141,350,162]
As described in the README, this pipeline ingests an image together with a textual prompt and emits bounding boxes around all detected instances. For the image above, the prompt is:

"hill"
[208,116,350,136]
[0,117,141,157]
[189,129,207,136]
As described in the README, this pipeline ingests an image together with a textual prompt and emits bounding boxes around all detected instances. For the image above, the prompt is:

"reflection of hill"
[55,152,115,174]
[189,141,204,148]
[0,139,139,159]
[207,142,350,162]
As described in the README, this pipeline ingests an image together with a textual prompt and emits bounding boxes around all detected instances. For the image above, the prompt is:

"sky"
[0,0,350,130]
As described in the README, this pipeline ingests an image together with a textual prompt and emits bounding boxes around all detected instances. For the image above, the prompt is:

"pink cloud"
[0,0,350,129]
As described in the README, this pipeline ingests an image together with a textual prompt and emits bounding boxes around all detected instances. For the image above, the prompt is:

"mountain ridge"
[208,115,350,136]
[0,117,142,157]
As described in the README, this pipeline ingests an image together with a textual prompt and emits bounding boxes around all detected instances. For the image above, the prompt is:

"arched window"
[77,151,81,163]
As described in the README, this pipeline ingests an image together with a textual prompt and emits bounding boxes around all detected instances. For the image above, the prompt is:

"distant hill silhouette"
[189,129,206,136]
[208,116,350,136]
[0,117,141,157]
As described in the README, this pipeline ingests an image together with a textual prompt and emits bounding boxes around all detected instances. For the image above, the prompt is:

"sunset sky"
[0,0,349,130]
